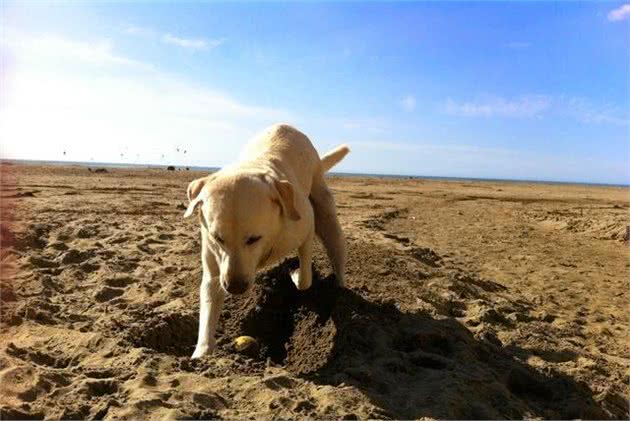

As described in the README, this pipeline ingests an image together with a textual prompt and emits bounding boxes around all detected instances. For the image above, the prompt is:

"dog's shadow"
[238,259,621,420]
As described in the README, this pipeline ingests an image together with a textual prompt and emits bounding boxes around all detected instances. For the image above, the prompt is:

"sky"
[0,1,628,184]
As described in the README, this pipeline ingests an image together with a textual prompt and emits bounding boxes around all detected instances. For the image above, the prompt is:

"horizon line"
[2,158,629,188]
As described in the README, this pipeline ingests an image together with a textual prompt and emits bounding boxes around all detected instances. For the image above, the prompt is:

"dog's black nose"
[226,279,248,295]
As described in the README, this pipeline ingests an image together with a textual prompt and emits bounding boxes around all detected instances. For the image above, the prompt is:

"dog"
[184,124,349,359]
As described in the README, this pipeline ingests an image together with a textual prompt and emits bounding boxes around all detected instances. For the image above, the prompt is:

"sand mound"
[191,258,615,419]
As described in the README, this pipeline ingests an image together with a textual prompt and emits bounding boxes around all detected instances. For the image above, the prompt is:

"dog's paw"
[291,269,312,290]
[191,342,215,359]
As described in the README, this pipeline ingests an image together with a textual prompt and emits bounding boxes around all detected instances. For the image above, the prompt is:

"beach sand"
[0,163,628,419]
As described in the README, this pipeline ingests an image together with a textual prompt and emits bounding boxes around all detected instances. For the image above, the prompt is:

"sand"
[0,163,628,419]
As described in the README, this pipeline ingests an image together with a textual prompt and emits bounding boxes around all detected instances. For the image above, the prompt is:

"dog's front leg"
[192,252,224,359]
[291,230,313,290]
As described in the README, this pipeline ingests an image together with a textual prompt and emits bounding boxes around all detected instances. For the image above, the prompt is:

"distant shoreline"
[2,158,629,188]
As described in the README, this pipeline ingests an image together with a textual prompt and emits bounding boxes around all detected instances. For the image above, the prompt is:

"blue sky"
[1,1,628,184]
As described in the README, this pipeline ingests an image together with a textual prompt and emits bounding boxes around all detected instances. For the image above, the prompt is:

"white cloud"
[162,33,224,51]
[401,95,416,112]
[443,95,551,118]
[0,32,291,166]
[442,94,628,126]
[607,4,630,21]
[123,24,224,51]
[1,31,152,70]
[561,96,629,126]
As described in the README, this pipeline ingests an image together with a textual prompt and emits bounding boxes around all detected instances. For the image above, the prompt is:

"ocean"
[2,158,628,188]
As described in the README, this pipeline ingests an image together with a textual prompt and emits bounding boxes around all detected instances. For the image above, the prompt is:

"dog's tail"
[321,144,350,173]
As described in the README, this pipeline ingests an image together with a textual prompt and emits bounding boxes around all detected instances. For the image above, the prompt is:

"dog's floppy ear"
[184,175,214,218]
[272,178,301,221]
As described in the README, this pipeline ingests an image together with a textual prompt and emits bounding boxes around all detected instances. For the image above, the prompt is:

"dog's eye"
[246,235,261,245]
[213,234,224,244]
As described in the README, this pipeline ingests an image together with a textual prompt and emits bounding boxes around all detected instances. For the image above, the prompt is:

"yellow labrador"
[184,124,349,359]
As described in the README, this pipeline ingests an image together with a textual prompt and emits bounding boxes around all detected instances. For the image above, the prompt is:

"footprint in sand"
[28,255,58,269]
[76,226,99,239]
[78,378,119,396]
[48,241,69,251]
[17,224,52,250]
[94,276,136,302]
[94,286,125,303]
[104,276,135,288]
[0,365,43,402]
[110,257,139,272]
[108,234,130,245]
[79,262,100,273]
[58,249,95,265]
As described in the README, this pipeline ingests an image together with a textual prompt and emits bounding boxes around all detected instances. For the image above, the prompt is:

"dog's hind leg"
[310,180,346,286]
[192,242,224,359]
[291,229,313,290]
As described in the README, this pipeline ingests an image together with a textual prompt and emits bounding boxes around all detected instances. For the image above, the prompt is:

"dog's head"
[184,171,300,295]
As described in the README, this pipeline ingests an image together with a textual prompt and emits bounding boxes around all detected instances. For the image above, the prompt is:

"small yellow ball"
[233,336,259,356]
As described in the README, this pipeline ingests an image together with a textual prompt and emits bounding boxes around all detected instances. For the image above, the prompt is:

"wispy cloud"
[401,95,416,112]
[562,96,629,126]
[2,30,153,70]
[442,94,629,126]
[443,95,551,118]
[124,25,224,51]
[607,4,630,21]
[162,33,224,51]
